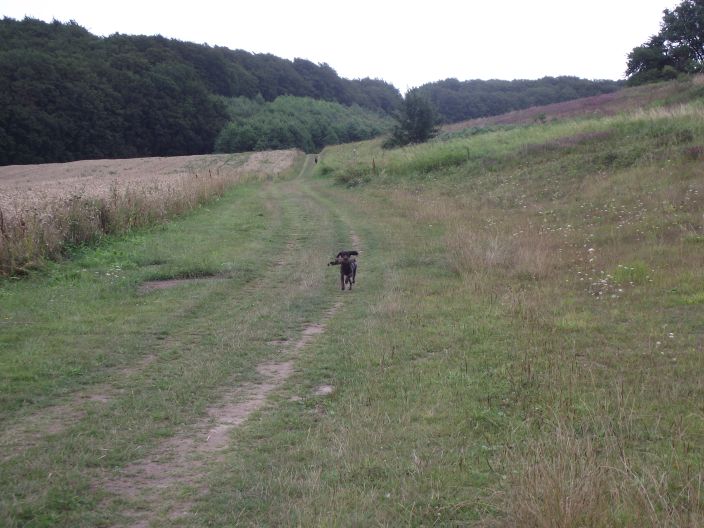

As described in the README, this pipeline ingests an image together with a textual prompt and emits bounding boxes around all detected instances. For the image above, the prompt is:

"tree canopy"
[0,17,401,165]
[215,96,392,153]
[1,17,629,165]
[627,0,704,85]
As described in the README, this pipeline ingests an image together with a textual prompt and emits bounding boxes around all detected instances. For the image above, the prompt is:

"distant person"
[314,155,318,164]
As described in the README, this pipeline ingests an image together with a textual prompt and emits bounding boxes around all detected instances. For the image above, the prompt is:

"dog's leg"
[340,273,345,290]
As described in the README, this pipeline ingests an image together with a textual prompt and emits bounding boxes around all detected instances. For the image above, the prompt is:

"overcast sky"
[2,0,680,92]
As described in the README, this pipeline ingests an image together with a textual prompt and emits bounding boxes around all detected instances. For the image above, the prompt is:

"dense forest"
[416,77,623,124]
[1,17,629,165]
[0,17,400,165]
[215,96,392,154]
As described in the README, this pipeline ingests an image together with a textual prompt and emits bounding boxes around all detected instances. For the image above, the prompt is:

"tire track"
[99,160,358,526]
[99,301,343,527]
[0,181,293,463]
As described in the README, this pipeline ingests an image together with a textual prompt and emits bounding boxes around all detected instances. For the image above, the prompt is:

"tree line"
[0,17,401,165]
[1,17,636,165]
[415,77,623,125]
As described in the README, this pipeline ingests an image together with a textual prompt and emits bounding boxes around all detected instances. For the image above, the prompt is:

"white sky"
[1,0,680,93]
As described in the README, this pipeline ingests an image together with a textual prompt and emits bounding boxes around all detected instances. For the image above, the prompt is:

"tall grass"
[0,160,296,275]
[492,412,703,527]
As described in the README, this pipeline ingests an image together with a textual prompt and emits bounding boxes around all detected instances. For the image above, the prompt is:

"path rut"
[100,301,342,527]
[97,155,357,526]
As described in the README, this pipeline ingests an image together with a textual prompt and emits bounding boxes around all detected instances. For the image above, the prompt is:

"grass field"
[1,78,703,527]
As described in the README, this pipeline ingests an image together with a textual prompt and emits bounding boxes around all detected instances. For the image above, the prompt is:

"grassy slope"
[196,79,704,526]
[1,78,703,527]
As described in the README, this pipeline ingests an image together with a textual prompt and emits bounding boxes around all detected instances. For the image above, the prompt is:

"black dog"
[328,250,358,290]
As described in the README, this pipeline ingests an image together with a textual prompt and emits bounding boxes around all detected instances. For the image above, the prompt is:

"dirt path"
[1,162,309,461]
[101,302,342,527]
[92,155,360,526]
[0,153,362,527]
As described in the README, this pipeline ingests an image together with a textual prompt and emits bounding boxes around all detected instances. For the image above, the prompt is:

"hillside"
[441,77,702,131]
[307,76,704,525]
[1,17,635,167]
[418,76,623,124]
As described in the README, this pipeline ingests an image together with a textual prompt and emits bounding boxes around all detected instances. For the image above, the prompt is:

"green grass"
[2,79,704,527]
[0,168,355,525]
[267,89,703,525]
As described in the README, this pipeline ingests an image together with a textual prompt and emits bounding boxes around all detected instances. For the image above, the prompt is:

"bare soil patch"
[203,360,294,450]
[0,387,114,462]
[314,385,335,396]
[1,351,160,463]
[137,276,229,294]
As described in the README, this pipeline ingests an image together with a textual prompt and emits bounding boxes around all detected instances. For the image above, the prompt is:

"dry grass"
[432,173,702,526]
[386,187,562,284]
[490,414,703,528]
[327,97,704,524]
[441,76,704,132]
[0,150,300,274]
[444,223,559,281]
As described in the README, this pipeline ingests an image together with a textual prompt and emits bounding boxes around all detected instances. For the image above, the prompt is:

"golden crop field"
[0,150,301,274]
[0,150,298,217]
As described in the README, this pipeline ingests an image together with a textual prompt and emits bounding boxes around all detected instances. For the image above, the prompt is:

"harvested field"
[0,150,299,217]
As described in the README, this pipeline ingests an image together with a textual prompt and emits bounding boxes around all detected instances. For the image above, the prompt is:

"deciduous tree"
[627,0,704,85]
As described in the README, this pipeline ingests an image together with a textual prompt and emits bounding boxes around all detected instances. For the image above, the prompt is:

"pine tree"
[385,89,438,147]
